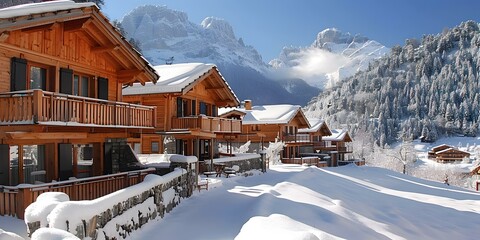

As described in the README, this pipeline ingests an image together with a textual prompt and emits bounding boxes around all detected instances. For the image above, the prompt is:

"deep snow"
[1,164,480,239]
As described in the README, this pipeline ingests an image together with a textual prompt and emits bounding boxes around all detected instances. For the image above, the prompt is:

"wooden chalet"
[122,63,241,164]
[427,144,451,159]
[470,165,480,191]
[0,1,158,218]
[428,144,470,163]
[317,129,353,166]
[219,100,311,163]
[297,118,332,150]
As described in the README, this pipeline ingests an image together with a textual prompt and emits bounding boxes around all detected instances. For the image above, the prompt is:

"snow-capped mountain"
[120,5,319,105]
[269,28,389,88]
[122,5,266,73]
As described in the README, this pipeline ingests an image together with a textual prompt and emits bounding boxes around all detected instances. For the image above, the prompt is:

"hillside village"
[1,1,480,240]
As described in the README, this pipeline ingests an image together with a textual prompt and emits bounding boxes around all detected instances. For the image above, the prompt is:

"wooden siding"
[5,23,119,75]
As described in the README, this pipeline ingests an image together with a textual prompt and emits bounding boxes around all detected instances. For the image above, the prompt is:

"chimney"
[244,99,252,110]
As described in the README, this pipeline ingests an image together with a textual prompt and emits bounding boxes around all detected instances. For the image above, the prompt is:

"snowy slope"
[2,164,480,239]
[269,28,389,88]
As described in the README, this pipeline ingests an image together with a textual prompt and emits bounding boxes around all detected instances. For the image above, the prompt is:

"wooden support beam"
[118,69,142,79]
[21,23,54,33]
[63,18,92,32]
[91,44,119,53]
[5,132,88,140]
[205,86,224,90]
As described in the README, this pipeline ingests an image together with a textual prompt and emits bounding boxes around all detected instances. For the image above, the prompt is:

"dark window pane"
[10,58,27,91]
[73,75,79,96]
[81,76,89,97]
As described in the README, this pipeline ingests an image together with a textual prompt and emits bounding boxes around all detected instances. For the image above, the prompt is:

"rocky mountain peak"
[313,28,369,49]
[201,17,236,41]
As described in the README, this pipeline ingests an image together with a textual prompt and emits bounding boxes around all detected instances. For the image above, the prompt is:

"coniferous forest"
[306,21,480,146]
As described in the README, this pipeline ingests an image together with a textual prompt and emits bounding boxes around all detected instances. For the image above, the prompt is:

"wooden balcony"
[0,168,155,219]
[282,133,311,143]
[0,90,156,128]
[314,145,353,153]
[171,116,241,133]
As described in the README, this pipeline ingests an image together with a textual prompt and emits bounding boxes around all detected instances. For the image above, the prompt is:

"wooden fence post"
[16,187,33,219]
[32,90,43,123]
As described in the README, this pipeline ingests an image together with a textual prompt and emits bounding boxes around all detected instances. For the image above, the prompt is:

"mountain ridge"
[305,20,480,146]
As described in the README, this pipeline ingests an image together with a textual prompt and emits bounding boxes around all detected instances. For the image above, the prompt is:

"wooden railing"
[314,145,353,153]
[282,133,311,143]
[0,168,155,219]
[171,116,241,133]
[0,90,156,128]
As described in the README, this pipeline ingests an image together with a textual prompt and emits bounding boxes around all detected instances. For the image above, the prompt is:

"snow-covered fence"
[25,168,192,239]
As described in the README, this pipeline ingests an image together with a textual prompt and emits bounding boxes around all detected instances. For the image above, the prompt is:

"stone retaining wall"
[26,168,194,239]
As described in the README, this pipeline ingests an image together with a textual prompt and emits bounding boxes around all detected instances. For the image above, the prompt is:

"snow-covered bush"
[264,139,285,166]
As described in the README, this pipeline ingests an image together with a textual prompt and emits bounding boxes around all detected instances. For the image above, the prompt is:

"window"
[212,105,217,117]
[8,145,45,185]
[200,102,207,115]
[29,66,46,90]
[73,75,79,95]
[10,58,48,91]
[151,141,159,153]
[73,74,91,97]
[284,126,297,135]
[81,76,89,97]
[177,97,184,117]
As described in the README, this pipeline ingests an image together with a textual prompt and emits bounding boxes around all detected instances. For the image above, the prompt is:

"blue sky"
[103,0,480,61]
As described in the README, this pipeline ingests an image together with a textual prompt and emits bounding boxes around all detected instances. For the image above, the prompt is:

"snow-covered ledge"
[25,168,192,239]
[207,153,262,174]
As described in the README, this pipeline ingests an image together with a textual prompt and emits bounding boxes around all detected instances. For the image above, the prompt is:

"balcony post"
[16,187,33,219]
[32,90,43,123]
[152,107,157,128]
[197,115,202,129]
[81,99,86,124]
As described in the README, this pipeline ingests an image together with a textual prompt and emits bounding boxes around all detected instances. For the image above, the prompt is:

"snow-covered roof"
[0,0,95,19]
[0,0,158,85]
[322,129,351,142]
[435,148,470,155]
[122,63,239,104]
[298,118,331,135]
[224,104,308,126]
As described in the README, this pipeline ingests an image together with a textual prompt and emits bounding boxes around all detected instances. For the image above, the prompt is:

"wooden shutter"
[191,99,196,116]
[81,76,89,97]
[58,143,73,181]
[60,68,73,94]
[104,142,113,174]
[0,145,9,185]
[176,97,183,117]
[97,77,108,100]
[10,57,27,91]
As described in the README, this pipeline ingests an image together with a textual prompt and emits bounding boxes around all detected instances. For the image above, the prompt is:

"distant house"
[428,144,470,163]
[317,129,354,166]
[297,118,332,149]
[219,100,311,163]
[122,63,241,162]
[470,164,480,191]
